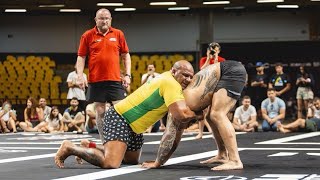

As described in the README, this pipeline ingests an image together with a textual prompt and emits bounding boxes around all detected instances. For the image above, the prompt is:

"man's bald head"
[172,60,194,90]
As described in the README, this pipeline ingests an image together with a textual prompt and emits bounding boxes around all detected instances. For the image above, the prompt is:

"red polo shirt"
[78,26,129,83]
[199,56,225,69]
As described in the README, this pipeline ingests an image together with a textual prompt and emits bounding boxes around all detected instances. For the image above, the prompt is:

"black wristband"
[125,74,131,79]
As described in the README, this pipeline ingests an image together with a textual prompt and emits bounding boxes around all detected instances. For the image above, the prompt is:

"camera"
[208,42,220,55]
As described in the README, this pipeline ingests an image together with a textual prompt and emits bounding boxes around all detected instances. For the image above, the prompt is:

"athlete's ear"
[171,68,177,75]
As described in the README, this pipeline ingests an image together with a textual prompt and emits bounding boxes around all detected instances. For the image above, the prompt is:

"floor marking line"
[0,153,56,164]
[241,147,320,150]
[306,153,320,156]
[0,147,59,150]
[268,152,298,157]
[255,132,320,144]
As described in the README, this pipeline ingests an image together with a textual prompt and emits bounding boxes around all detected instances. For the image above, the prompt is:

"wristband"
[88,142,96,148]
[125,74,131,79]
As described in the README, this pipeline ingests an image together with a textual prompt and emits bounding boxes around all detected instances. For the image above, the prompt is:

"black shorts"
[86,81,126,103]
[102,106,144,151]
[216,60,247,100]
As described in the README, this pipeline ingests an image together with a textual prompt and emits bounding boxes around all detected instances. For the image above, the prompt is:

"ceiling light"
[276,4,299,8]
[5,9,27,12]
[224,6,245,10]
[257,0,284,3]
[311,0,320,1]
[203,1,230,5]
[60,9,81,12]
[39,4,65,8]
[150,2,177,5]
[97,3,124,6]
[114,8,136,11]
[168,7,190,10]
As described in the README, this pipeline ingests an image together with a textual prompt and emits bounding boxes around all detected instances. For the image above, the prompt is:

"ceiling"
[1,0,320,13]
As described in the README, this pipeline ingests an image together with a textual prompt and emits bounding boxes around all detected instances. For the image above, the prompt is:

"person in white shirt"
[141,64,160,85]
[0,101,17,133]
[67,67,87,110]
[232,96,258,132]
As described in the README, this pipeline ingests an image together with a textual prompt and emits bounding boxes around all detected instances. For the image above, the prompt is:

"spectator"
[296,66,314,118]
[199,42,225,69]
[63,97,85,133]
[261,88,286,132]
[18,106,63,133]
[39,98,52,120]
[278,97,320,133]
[0,101,17,133]
[45,106,64,133]
[232,96,258,132]
[141,64,160,85]
[66,67,87,110]
[75,8,131,141]
[268,63,291,100]
[85,103,98,134]
[196,42,225,139]
[19,97,44,131]
[250,62,268,114]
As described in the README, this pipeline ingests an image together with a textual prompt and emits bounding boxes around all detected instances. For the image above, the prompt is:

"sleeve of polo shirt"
[162,79,185,107]
[77,35,89,56]
[118,30,129,54]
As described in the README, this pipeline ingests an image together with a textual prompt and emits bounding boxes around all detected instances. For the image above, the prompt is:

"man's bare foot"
[211,160,243,171]
[195,133,203,139]
[55,140,73,168]
[277,123,287,133]
[200,155,228,164]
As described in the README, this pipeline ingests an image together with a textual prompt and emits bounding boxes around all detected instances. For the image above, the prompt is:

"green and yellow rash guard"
[114,71,184,134]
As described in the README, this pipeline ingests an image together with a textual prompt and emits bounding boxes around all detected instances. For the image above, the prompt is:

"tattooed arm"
[141,113,186,168]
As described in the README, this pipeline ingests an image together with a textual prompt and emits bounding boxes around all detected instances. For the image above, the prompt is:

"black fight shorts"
[103,106,144,151]
[216,60,247,100]
[86,81,126,103]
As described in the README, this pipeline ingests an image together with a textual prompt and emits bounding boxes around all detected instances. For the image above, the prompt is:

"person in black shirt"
[63,97,85,133]
[268,63,291,100]
[251,62,268,114]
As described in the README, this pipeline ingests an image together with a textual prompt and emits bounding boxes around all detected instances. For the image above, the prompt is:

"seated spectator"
[19,97,45,132]
[261,88,286,132]
[45,106,64,133]
[63,97,85,133]
[39,98,52,120]
[278,97,320,133]
[19,106,64,133]
[0,101,17,133]
[232,96,258,132]
[85,103,98,134]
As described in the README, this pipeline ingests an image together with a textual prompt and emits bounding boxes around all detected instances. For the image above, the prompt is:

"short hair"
[275,63,283,67]
[267,88,276,92]
[242,96,251,100]
[313,97,320,102]
[71,97,79,101]
[209,42,221,50]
